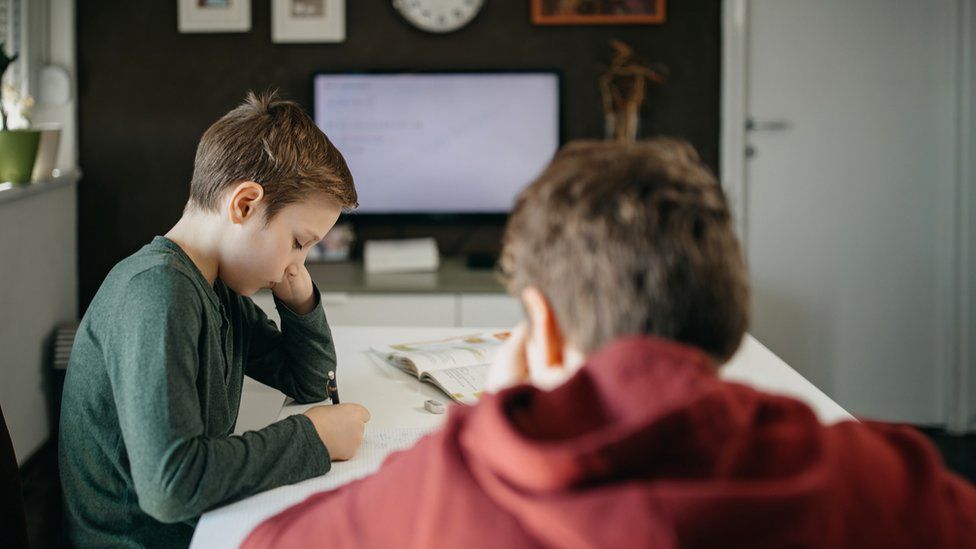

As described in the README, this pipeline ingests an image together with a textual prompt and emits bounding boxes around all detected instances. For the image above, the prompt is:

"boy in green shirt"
[59,91,370,548]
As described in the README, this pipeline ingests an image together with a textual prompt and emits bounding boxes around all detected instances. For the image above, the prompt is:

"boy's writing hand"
[485,323,529,393]
[303,403,371,461]
[271,264,316,315]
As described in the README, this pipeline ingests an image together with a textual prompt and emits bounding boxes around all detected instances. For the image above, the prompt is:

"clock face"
[393,0,485,33]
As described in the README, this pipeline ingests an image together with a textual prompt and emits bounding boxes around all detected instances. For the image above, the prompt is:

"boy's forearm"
[278,292,336,400]
[248,289,336,402]
[134,414,330,524]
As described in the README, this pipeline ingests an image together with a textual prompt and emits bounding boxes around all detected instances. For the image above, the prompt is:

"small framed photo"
[531,0,666,26]
[272,0,345,43]
[178,0,251,33]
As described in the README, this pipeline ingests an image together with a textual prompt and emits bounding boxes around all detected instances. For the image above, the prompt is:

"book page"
[375,331,509,373]
[189,426,437,549]
[395,344,488,372]
[422,364,489,405]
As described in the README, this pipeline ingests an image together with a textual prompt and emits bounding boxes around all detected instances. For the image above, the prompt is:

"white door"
[728,0,965,424]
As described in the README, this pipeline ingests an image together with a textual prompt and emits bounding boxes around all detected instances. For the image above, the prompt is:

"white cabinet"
[321,293,456,326]
[0,178,78,463]
[458,294,523,328]
[250,291,520,328]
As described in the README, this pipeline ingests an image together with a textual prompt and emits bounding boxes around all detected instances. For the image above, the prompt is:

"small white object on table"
[191,326,852,548]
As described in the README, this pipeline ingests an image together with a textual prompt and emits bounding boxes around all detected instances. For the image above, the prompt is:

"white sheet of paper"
[189,426,437,548]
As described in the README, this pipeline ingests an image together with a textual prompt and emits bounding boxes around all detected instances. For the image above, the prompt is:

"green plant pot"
[0,130,41,184]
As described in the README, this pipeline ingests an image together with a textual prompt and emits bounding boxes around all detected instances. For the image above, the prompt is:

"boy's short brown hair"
[187,91,357,221]
[499,139,749,362]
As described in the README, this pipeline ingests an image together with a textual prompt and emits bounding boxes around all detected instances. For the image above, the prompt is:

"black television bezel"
[310,69,565,225]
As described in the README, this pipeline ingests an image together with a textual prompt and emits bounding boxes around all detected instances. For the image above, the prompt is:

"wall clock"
[393,0,485,33]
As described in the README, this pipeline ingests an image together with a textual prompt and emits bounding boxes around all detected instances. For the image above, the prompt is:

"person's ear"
[228,181,265,224]
[521,286,565,368]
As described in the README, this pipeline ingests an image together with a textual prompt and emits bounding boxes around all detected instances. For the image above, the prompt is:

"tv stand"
[251,257,522,328]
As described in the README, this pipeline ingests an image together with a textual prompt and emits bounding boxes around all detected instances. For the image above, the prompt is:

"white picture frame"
[178,0,251,33]
[272,0,345,43]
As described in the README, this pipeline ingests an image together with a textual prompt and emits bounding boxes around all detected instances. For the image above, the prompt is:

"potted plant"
[0,41,39,184]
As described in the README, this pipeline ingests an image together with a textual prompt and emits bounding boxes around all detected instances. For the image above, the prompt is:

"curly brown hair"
[498,139,749,361]
[187,90,357,221]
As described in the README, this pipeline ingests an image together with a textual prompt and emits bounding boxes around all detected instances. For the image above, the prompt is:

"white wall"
[0,181,77,464]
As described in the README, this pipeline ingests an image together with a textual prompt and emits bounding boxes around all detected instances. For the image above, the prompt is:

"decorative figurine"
[599,39,668,142]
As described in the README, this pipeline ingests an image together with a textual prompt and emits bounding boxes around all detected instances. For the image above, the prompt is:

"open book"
[374,332,510,405]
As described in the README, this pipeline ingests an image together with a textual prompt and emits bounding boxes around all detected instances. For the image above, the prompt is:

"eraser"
[424,399,446,414]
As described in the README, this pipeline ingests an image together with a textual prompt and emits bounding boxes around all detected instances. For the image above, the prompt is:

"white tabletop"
[192,327,852,547]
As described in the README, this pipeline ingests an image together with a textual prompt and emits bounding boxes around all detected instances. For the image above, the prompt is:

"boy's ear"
[521,286,565,368]
[228,181,265,224]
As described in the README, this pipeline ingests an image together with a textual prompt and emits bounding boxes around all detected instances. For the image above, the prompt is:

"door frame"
[952,0,975,432]
[721,0,974,431]
[721,0,749,247]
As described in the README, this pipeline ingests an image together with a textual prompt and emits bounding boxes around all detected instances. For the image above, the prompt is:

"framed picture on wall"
[272,0,345,43]
[178,0,251,33]
[531,0,666,25]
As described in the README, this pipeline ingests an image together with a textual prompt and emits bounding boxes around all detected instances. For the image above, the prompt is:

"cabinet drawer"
[250,292,456,327]
[458,294,523,328]
[322,293,456,326]
[251,292,513,328]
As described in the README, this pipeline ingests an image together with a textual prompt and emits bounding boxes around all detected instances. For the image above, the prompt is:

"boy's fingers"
[486,323,530,392]
[511,323,528,348]
[499,323,524,353]
[507,323,529,376]
[339,403,371,423]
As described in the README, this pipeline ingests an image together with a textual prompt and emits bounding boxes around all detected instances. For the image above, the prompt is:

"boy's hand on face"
[303,403,371,461]
[485,323,530,393]
[271,264,316,315]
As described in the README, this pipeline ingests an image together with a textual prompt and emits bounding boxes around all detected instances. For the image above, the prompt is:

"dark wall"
[77,1,720,310]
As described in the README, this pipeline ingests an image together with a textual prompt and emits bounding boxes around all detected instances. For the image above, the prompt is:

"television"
[312,72,561,215]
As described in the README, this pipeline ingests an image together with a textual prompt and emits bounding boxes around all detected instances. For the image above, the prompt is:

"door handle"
[746,118,792,131]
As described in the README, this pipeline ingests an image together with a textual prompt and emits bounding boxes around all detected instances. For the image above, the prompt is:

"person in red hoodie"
[244,139,976,548]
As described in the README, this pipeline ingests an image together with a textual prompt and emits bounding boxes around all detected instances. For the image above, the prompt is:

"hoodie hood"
[459,336,831,548]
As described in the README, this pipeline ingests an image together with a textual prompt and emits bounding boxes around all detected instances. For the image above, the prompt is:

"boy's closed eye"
[295,230,324,251]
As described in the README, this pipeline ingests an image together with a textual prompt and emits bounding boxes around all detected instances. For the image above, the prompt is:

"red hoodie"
[244,337,976,548]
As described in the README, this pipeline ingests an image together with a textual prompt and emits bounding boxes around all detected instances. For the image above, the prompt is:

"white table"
[191,327,852,548]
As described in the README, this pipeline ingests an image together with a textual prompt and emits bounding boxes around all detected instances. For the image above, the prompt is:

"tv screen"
[313,72,560,214]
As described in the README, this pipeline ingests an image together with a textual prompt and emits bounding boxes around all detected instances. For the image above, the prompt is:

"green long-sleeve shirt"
[59,236,334,548]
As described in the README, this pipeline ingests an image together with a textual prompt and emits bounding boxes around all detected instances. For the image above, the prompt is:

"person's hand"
[303,403,371,461]
[271,263,316,315]
[485,323,530,393]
